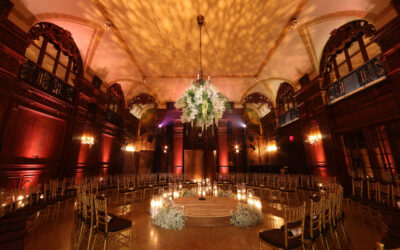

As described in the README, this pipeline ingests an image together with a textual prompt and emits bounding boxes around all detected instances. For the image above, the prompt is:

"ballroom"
[0,0,400,249]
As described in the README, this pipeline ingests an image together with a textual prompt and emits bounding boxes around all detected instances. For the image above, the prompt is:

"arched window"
[320,20,383,86]
[24,22,83,86]
[106,83,124,115]
[104,83,124,126]
[19,22,83,103]
[276,83,298,126]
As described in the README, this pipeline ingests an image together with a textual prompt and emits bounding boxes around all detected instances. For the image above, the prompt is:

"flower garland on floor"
[175,78,230,130]
[230,204,263,227]
[217,189,236,199]
[152,198,186,230]
[181,188,197,197]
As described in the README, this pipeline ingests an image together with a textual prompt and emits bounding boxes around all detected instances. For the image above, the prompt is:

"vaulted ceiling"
[9,0,396,107]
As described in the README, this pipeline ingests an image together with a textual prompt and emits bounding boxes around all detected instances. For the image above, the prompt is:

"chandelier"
[175,15,230,131]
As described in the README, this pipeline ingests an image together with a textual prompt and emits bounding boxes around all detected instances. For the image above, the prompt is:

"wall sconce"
[307,133,322,144]
[266,141,277,152]
[234,145,239,153]
[81,135,94,145]
[125,145,135,152]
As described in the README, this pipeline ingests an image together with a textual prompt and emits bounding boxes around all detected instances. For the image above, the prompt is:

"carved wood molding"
[242,92,273,110]
[28,22,83,75]
[128,93,157,110]
[320,20,376,74]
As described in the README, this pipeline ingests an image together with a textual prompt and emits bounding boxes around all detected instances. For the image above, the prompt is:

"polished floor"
[24,198,382,250]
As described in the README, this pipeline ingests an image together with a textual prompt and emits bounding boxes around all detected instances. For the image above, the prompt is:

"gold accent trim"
[85,29,104,69]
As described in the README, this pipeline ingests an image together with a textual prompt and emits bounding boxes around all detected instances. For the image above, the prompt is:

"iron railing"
[19,60,75,103]
[279,108,299,127]
[104,110,122,126]
[326,56,386,104]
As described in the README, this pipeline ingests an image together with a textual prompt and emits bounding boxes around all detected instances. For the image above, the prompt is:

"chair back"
[94,196,109,233]
[367,180,378,201]
[378,183,391,206]
[322,195,332,230]
[283,202,306,249]
[82,193,94,225]
[352,179,363,199]
[309,198,323,238]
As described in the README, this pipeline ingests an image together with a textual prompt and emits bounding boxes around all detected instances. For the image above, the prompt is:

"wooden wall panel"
[184,150,203,180]
[1,105,66,161]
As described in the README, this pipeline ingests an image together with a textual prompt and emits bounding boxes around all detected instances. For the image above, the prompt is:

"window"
[341,131,374,179]
[276,83,296,116]
[320,20,380,85]
[24,22,81,86]
[341,123,400,182]
[106,83,125,115]
[368,125,398,181]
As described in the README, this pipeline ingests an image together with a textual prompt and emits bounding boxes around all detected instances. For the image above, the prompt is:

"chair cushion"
[382,236,400,249]
[0,229,26,243]
[259,229,302,249]
[0,215,29,225]
[0,222,26,234]
[98,217,132,233]
[387,228,400,240]
[2,210,34,218]
[0,239,24,250]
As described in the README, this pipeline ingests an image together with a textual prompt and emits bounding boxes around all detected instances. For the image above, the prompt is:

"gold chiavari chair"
[93,196,132,249]
[321,195,335,249]
[304,198,324,250]
[331,188,349,245]
[378,183,391,207]
[259,202,306,250]
[391,183,400,209]
[80,192,96,250]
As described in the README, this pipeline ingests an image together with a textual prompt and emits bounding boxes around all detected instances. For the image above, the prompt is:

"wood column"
[173,120,183,175]
[218,120,229,175]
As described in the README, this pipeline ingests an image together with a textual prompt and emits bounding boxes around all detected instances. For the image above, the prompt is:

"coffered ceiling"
[9,0,396,107]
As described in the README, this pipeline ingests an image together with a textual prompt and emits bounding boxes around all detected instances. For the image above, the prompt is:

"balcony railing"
[279,108,299,127]
[104,110,122,126]
[326,56,386,104]
[19,60,75,103]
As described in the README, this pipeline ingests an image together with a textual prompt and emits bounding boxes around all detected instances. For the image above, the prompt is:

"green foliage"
[217,190,236,198]
[181,188,197,197]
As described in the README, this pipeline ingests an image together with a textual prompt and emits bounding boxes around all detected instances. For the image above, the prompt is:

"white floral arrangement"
[181,188,197,197]
[152,199,186,230]
[230,204,263,227]
[217,189,236,199]
[175,79,230,130]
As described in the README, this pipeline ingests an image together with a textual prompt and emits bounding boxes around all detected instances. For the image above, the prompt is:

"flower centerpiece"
[175,15,230,131]
[230,204,263,227]
[152,197,186,230]
[175,78,230,131]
